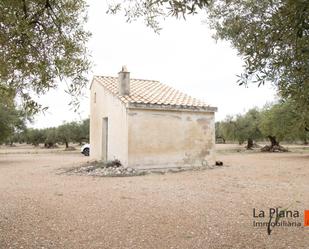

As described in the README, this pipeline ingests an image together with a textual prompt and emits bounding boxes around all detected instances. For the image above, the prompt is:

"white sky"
[31,0,277,128]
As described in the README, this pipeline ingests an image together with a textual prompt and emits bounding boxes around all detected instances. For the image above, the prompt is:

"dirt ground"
[0,144,308,249]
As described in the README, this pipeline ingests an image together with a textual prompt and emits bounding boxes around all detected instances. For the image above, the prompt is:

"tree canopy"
[217,108,262,148]
[207,0,309,124]
[0,102,25,144]
[8,118,90,148]
[216,101,309,150]
[259,101,308,145]
[107,0,210,32]
[0,0,91,113]
[0,87,25,144]
[109,0,309,124]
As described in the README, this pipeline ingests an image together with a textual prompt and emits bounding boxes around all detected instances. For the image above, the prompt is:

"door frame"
[102,117,108,161]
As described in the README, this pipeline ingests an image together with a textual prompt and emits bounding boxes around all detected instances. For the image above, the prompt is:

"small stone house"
[90,67,217,169]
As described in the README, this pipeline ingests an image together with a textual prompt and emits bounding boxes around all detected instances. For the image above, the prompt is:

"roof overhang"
[126,102,218,113]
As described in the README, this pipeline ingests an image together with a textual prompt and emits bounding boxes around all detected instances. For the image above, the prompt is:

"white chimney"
[118,66,130,95]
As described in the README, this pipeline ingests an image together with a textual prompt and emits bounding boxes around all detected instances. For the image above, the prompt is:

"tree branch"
[22,0,28,18]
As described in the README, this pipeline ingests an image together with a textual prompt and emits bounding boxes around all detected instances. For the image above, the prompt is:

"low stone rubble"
[72,164,144,177]
[66,160,225,177]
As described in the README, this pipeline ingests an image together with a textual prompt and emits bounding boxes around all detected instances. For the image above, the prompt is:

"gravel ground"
[0,147,308,249]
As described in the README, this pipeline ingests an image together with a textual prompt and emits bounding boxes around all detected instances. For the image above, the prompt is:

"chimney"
[118,65,130,95]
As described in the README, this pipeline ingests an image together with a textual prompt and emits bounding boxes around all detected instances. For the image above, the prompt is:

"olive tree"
[218,108,262,149]
[0,88,25,144]
[109,0,309,126]
[0,0,91,113]
[259,101,308,150]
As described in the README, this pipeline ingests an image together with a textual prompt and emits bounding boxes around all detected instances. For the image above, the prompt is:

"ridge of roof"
[93,75,160,84]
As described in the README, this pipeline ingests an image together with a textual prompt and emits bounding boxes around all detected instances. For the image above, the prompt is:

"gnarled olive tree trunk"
[261,135,288,152]
[268,136,279,147]
[246,138,254,150]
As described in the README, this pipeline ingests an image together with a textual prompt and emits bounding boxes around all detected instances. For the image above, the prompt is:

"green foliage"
[111,0,309,126]
[238,108,263,143]
[44,127,58,147]
[207,0,309,124]
[24,128,46,146]
[0,0,91,113]
[217,115,237,142]
[0,89,25,144]
[217,101,309,145]
[10,118,89,148]
[107,0,210,33]
[57,122,79,148]
[217,108,263,146]
[259,101,308,143]
[76,118,89,144]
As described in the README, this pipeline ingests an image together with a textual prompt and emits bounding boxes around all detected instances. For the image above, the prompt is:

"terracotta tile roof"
[93,76,216,111]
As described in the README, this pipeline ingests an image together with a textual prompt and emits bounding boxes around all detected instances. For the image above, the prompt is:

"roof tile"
[93,76,213,109]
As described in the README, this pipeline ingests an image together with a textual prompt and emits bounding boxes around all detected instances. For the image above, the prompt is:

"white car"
[81,143,90,156]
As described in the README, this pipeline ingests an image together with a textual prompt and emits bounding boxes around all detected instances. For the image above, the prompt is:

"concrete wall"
[127,108,215,169]
[90,81,128,165]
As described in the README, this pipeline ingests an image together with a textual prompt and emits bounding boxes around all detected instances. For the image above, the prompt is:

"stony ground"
[0,144,308,249]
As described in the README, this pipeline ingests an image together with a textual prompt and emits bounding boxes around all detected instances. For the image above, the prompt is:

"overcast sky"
[31,0,277,128]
